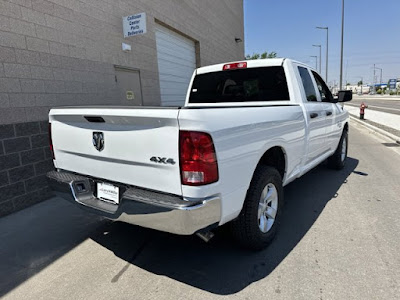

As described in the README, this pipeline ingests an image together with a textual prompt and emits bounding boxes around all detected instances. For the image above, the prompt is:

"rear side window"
[298,67,317,102]
[189,66,289,104]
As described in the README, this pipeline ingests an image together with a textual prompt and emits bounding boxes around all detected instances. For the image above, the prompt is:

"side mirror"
[338,90,352,102]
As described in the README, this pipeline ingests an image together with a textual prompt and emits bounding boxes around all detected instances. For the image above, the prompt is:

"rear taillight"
[179,131,218,186]
[223,62,247,70]
[49,123,55,160]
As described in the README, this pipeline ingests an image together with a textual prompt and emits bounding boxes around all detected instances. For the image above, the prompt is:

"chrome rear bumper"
[47,170,221,235]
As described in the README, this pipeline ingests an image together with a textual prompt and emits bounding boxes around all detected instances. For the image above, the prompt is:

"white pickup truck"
[47,58,352,250]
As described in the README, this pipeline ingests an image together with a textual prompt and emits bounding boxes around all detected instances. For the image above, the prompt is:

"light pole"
[312,44,322,73]
[339,0,345,90]
[374,66,383,92]
[310,56,318,70]
[378,68,382,87]
[373,63,376,92]
[359,76,363,94]
[316,26,329,83]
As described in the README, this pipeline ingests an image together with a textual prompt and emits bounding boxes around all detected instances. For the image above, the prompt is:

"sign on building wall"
[123,13,147,38]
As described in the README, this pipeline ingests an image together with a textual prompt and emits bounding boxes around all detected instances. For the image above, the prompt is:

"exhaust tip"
[196,231,215,243]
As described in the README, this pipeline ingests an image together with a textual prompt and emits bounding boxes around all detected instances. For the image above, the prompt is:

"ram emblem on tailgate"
[92,132,105,152]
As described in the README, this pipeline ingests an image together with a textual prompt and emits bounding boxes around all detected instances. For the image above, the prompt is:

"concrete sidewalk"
[344,104,400,144]
[344,105,400,137]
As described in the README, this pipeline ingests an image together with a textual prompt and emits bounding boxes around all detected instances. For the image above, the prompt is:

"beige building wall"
[0,0,245,124]
[0,0,244,216]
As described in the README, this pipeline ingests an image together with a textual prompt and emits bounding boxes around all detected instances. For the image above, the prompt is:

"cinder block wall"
[0,0,245,216]
[0,122,53,216]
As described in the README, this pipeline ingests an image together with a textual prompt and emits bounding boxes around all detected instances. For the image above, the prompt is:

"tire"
[327,130,348,170]
[231,166,284,250]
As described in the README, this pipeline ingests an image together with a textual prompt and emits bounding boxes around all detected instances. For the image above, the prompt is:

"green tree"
[246,53,260,60]
[246,51,277,60]
[357,80,363,86]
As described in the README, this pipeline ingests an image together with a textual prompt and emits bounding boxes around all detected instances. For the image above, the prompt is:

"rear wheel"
[231,166,283,250]
[327,130,348,170]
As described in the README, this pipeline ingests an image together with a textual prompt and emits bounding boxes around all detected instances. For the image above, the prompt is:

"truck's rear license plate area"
[97,182,119,204]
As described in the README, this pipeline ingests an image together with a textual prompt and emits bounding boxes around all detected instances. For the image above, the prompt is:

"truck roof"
[197,58,285,74]
[196,58,299,75]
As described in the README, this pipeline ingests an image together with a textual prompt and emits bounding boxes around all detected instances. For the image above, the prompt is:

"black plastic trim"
[84,116,105,123]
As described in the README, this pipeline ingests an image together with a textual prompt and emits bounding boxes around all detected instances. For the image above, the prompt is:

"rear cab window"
[189,66,290,104]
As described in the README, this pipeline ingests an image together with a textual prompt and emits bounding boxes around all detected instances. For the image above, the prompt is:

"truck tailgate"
[49,107,182,196]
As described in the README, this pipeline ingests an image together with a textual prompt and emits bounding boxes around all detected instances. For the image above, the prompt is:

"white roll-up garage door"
[155,24,196,106]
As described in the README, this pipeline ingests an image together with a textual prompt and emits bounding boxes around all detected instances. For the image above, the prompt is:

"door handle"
[310,113,318,119]
[326,111,333,116]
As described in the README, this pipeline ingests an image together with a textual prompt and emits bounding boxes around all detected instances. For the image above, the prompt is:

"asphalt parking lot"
[1,121,399,300]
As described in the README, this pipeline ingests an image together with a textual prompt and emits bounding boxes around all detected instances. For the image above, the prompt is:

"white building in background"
[345,85,358,93]
[354,85,371,94]
[331,85,371,95]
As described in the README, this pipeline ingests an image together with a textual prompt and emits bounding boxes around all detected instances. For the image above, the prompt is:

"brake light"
[179,131,218,186]
[49,123,55,160]
[223,62,247,70]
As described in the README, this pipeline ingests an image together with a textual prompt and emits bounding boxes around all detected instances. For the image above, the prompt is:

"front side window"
[311,71,333,102]
[298,66,317,102]
[189,66,289,104]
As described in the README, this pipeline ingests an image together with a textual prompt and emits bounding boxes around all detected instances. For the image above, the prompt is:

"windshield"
[189,66,290,104]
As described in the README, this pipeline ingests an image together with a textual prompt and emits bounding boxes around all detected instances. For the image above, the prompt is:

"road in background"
[346,95,400,115]
[1,122,400,300]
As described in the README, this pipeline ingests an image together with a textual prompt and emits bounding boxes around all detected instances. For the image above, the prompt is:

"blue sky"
[244,0,400,86]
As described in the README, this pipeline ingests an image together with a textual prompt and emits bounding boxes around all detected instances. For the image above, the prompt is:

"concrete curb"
[349,115,400,144]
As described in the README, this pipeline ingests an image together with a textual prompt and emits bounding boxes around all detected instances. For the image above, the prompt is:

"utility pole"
[373,63,376,92]
[312,44,322,73]
[339,0,345,90]
[316,26,329,82]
